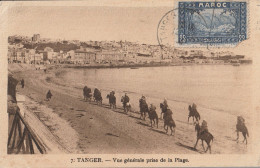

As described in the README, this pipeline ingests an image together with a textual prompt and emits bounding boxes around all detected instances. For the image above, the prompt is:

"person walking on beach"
[21,79,24,88]
[46,90,53,101]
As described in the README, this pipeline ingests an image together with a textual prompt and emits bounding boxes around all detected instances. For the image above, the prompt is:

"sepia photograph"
[1,0,260,167]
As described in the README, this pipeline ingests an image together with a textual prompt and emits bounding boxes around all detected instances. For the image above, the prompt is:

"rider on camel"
[199,120,208,136]
[122,93,130,111]
[150,103,156,112]
[165,106,173,122]
[192,103,197,111]
[141,95,146,101]
[161,98,169,119]
[139,95,146,108]
[237,116,245,126]
[163,98,168,108]
[111,91,115,96]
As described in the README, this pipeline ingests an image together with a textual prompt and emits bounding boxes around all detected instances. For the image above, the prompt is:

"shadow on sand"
[176,119,194,125]
[113,109,128,115]
[128,115,142,120]
[76,109,86,112]
[79,99,89,102]
[148,128,167,135]
[136,121,167,135]
[106,133,119,138]
[175,142,203,154]
[100,104,111,109]
[136,121,150,127]
[225,135,237,142]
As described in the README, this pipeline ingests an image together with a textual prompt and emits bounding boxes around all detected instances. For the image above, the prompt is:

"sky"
[7,6,173,44]
[5,3,257,56]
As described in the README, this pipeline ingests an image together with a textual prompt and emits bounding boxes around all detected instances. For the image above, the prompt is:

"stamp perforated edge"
[173,0,250,48]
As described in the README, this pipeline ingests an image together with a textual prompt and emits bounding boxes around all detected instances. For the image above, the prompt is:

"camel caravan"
[82,86,249,154]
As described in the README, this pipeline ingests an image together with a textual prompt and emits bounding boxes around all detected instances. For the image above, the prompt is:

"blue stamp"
[178,1,247,46]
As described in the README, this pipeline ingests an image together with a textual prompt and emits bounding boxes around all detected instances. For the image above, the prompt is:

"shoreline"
[62,62,240,69]
[9,64,252,154]
[8,61,250,72]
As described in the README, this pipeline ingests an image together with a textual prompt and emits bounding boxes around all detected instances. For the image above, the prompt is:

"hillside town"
[8,34,252,66]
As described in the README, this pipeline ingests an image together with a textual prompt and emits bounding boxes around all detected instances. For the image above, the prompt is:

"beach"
[9,64,253,154]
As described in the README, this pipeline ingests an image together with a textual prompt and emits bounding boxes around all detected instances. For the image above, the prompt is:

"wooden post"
[25,132,30,154]
[28,133,34,154]
[30,133,44,154]
[7,113,17,146]
[11,121,18,149]
[16,127,27,154]
[17,120,25,152]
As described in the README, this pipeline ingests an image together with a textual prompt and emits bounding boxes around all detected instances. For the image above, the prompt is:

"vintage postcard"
[0,0,260,167]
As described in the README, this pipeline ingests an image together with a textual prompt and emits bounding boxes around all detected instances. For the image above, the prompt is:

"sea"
[59,65,253,117]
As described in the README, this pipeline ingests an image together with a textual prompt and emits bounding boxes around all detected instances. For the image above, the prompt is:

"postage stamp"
[177,1,247,46]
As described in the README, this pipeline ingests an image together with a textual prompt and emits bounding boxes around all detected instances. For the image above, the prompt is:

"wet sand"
[10,64,252,154]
